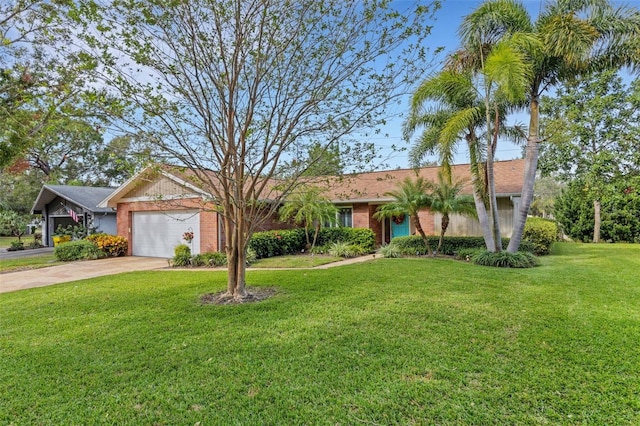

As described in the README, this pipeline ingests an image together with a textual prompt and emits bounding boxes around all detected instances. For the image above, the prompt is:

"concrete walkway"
[0,254,377,294]
[1,256,168,294]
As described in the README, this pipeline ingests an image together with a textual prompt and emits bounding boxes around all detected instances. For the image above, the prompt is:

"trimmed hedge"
[522,217,559,255]
[249,227,375,259]
[248,228,307,259]
[54,240,106,261]
[390,235,535,256]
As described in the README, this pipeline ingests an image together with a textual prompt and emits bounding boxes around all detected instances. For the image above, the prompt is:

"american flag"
[66,206,80,223]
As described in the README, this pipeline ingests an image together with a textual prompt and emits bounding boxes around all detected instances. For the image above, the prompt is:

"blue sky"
[373,0,547,170]
[372,0,636,170]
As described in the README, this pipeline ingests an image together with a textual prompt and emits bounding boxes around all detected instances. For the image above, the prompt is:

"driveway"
[0,256,168,294]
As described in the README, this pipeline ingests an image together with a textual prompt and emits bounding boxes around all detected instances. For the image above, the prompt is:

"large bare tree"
[77,0,439,299]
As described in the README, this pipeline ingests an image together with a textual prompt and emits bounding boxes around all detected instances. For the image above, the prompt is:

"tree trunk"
[437,214,449,255]
[467,137,494,251]
[412,213,433,256]
[593,199,601,243]
[224,206,248,300]
[486,143,502,251]
[508,94,539,253]
[311,223,320,251]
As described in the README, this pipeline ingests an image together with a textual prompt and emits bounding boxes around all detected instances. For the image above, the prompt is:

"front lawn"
[1,243,639,424]
[250,253,343,268]
[0,235,17,249]
[0,254,60,273]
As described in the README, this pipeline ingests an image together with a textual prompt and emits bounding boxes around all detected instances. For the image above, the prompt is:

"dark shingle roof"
[32,185,116,214]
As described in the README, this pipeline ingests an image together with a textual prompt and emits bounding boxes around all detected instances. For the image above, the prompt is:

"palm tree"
[458,0,640,253]
[373,177,434,256]
[404,38,531,252]
[279,186,338,251]
[429,171,477,255]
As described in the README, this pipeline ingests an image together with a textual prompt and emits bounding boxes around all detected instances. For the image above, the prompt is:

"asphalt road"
[0,247,55,260]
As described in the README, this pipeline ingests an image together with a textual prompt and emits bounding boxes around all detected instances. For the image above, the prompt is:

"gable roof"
[98,165,212,208]
[100,159,526,208]
[322,159,526,203]
[32,185,116,214]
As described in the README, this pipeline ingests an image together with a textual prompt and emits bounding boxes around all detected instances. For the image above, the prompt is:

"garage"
[132,210,200,258]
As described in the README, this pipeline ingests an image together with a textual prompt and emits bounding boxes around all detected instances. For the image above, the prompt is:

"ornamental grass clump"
[472,250,538,268]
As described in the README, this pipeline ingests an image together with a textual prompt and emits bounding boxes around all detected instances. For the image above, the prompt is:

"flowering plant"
[183,231,194,242]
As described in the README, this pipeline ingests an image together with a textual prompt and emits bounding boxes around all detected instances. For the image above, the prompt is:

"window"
[337,207,352,228]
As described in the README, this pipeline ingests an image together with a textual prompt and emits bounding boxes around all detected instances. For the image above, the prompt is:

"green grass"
[0,235,17,248]
[0,254,60,273]
[250,254,343,268]
[1,243,639,424]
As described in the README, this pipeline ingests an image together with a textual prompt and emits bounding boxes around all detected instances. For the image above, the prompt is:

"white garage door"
[132,210,200,258]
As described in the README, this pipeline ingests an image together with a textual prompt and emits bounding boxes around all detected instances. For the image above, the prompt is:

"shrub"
[316,228,375,252]
[522,217,559,255]
[390,235,535,256]
[327,242,368,258]
[206,251,228,267]
[172,244,191,267]
[85,234,128,257]
[472,250,539,268]
[248,228,306,259]
[248,227,375,259]
[54,240,105,261]
[455,247,482,261]
[378,244,402,258]
[246,246,257,264]
[309,245,329,255]
[8,241,24,251]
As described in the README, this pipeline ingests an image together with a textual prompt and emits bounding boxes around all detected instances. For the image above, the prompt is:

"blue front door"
[390,214,410,238]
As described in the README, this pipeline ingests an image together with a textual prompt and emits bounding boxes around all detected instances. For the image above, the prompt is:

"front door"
[390,214,410,239]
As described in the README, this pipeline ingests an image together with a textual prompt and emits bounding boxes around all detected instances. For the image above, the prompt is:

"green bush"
[248,228,306,259]
[455,247,483,261]
[246,246,257,264]
[248,227,375,259]
[85,233,128,257]
[390,235,535,256]
[473,250,539,268]
[8,241,24,251]
[315,228,376,252]
[327,242,368,258]
[54,240,105,261]
[191,252,227,267]
[378,244,402,258]
[172,244,191,267]
[523,217,558,255]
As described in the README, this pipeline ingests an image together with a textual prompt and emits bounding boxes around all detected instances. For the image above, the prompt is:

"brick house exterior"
[100,160,525,257]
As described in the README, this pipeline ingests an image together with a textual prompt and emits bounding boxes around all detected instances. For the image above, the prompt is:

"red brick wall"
[417,209,436,236]
[352,203,370,229]
[369,204,384,246]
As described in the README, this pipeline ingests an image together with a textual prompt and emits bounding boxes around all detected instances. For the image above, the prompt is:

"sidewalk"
[0,254,377,294]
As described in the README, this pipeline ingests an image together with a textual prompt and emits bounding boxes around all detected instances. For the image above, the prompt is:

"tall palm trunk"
[412,213,433,256]
[437,214,450,255]
[468,137,495,250]
[508,93,539,253]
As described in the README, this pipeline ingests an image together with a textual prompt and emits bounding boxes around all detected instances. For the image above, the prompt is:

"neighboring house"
[100,159,525,258]
[31,185,117,247]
